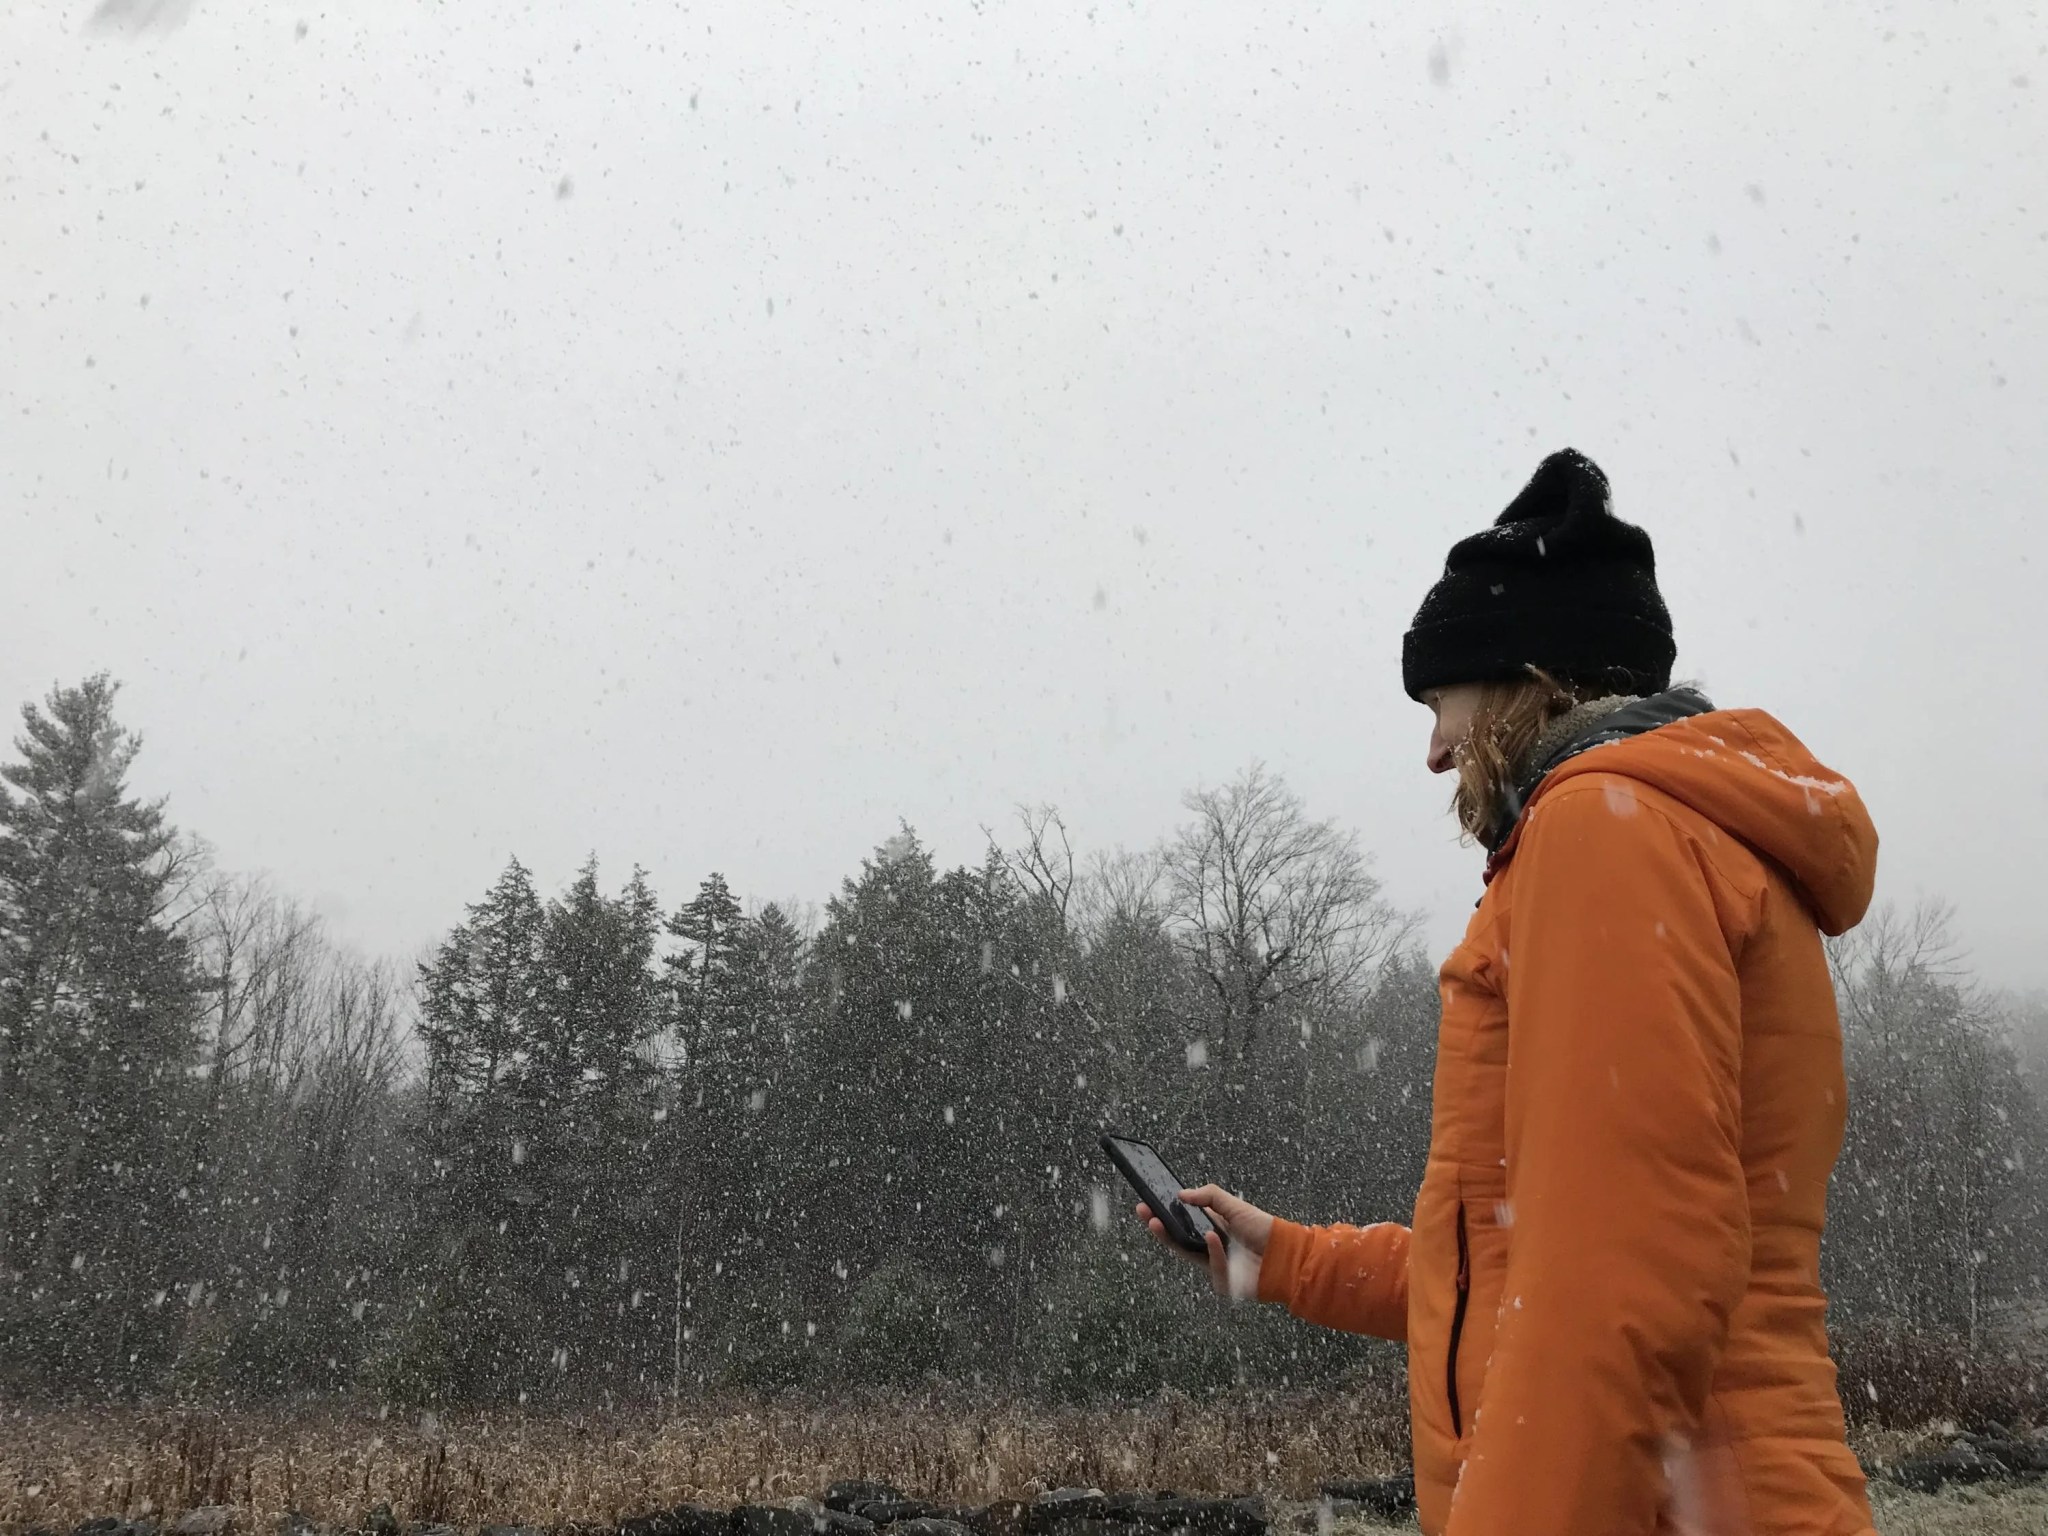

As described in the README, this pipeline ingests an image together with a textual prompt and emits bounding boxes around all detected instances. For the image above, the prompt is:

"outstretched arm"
[1137,1185,1409,1340]
[1257,1216,1411,1341]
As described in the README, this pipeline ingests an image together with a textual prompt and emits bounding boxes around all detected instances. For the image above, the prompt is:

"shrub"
[1833,1320,2047,1430]
[835,1257,959,1383]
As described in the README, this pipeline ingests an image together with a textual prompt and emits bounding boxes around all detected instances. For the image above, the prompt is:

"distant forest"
[2,675,2043,1406]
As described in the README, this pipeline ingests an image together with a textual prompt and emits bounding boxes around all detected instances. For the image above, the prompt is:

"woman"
[1139,449,1880,1536]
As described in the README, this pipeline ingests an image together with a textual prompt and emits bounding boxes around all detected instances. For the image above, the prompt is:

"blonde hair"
[1450,668,1586,846]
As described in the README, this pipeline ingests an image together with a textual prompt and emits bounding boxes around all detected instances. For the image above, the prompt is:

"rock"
[955,1505,1027,1536]
[1887,1438,2012,1494]
[735,1511,807,1536]
[823,1487,906,1517]
[1884,1455,1951,1494]
[1022,1494,1109,1534]
[891,1522,973,1536]
[1959,1431,2048,1476]
[795,1508,878,1536]
[363,1510,400,1536]
[1315,1478,1415,1522]
[905,1517,982,1536]
[848,1504,941,1528]
[668,1510,735,1536]
[1106,1500,1265,1536]
[73,1522,126,1536]
[736,1509,873,1536]
[171,1511,235,1536]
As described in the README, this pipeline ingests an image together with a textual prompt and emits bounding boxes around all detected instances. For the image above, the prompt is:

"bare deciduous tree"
[1160,763,1414,1060]
[987,804,1078,933]
[1826,900,2040,1350]
[1071,846,1168,944]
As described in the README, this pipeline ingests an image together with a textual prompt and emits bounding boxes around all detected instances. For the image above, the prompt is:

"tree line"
[0,675,2042,1406]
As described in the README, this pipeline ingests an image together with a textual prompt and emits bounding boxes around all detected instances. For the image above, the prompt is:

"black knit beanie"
[1401,448,1675,701]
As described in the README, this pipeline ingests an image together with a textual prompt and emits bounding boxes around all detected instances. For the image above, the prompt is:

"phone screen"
[1105,1134,1218,1247]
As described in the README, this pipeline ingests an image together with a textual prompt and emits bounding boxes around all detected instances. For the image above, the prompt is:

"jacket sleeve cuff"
[1257,1216,1313,1308]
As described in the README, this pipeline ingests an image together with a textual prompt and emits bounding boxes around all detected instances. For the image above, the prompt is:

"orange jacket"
[1259,705,1881,1536]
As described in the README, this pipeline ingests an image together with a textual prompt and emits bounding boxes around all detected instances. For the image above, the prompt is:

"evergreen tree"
[0,675,202,1390]
[696,899,809,1375]
[524,860,666,1394]
[405,858,548,1398]
[666,872,747,1053]
[662,872,772,1384]
[793,829,959,1368]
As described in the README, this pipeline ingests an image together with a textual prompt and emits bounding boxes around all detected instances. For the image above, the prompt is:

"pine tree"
[528,861,665,1391]
[660,873,758,1384]
[666,873,747,1054]
[405,856,549,1399]
[418,859,546,1117]
[783,829,1079,1380]
[0,675,202,1388]
[712,899,811,1374]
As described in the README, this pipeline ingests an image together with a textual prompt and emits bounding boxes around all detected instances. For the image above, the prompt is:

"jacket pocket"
[1446,1202,1471,1438]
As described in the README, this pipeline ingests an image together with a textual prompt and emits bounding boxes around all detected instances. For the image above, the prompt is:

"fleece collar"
[1484,687,1717,855]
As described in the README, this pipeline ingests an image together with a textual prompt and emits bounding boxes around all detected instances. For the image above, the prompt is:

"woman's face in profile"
[1423,683,1488,776]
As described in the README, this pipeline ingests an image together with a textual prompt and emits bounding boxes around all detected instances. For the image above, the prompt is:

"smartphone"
[1099,1131,1223,1256]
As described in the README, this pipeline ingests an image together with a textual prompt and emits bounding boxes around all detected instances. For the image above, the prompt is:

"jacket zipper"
[1446,1203,1471,1438]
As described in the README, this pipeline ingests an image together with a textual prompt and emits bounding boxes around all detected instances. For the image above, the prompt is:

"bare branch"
[1158,763,1416,1054]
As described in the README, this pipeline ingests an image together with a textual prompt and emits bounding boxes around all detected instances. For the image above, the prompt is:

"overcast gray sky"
[4,2,2043,991]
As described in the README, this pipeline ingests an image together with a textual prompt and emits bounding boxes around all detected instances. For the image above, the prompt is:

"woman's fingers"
[1180,1183,1240,1220]
[1137,1196,1261,1301]
[1135,1202,1207,1267]
[1203,1228,1231,1296]
[1158,1185,1236,1237]
[1179,1183,1275,1255]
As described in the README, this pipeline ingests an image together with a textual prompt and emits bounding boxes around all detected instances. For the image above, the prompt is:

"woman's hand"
[1135,1184,1275,1300]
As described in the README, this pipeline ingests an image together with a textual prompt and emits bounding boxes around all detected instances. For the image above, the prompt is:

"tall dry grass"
[0,1385,1412,1533]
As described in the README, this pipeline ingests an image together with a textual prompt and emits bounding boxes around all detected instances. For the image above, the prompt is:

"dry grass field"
[1862,1481,2048,1536]
[0,1395,2037,1536]
[0,1392,1411,1531]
